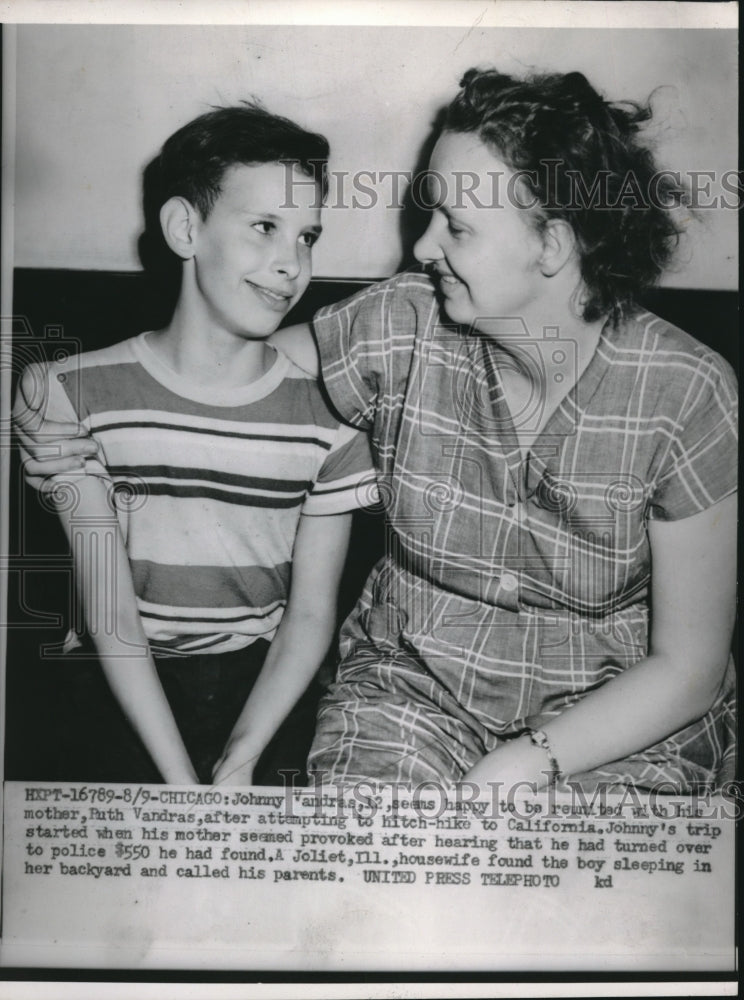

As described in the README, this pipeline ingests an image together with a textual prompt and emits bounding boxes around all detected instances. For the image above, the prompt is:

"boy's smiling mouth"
[246,280,294,309]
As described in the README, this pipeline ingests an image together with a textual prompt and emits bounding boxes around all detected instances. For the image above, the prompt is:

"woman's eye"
[251,221,275,235]
[439,210,465,238]
[299,232,319,248]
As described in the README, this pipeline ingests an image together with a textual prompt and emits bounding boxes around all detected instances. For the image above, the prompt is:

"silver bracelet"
[528,728,562,785]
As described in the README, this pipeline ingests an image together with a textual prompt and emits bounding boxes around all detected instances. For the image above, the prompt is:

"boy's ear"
[160,196,199,260]
[538,218,576,277]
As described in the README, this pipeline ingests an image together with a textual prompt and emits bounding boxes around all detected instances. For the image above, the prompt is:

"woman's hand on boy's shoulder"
[14,413,99,485]
[269,322,319,376]
[13,365,100,485]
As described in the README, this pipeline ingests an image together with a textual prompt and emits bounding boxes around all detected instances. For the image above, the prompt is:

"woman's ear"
[160,196,199,260]
[538,218,577,277]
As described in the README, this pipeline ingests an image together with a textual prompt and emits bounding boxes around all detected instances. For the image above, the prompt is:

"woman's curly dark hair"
[441,68,688,323]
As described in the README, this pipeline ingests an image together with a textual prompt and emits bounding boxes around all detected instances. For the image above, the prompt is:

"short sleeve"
[302,422,379,515]
[649,352,738,520]
[15,360,110,482]
[312,273,435,430]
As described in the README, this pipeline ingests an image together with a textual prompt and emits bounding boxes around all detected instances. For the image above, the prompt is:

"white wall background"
[13,24,738,288]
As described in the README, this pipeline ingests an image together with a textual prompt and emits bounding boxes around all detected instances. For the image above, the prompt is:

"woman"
[18,69,737,792]
[294,68,737,792]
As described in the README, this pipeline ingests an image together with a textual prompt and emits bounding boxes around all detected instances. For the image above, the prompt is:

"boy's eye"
[299,231,319,248]
[251,221,275,235]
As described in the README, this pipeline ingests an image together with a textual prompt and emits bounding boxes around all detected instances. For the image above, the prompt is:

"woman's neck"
[489,305,607,452]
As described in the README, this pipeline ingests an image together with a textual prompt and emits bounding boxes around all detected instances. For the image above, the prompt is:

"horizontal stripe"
[109,465,313,493]
[151,634,267,655]
[139,599,285,648]
[90,431,334,487]
[92,419,332,450]
[115,481,307,508]
[129,559,290,609]
[152,634,234,655]
[140,608,281,625]
[63,339,335,419]
[311,476,377,498]
[86,409,339,441]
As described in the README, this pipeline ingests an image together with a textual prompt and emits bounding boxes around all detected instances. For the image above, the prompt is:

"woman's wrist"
[499,734,556,788]
[463,734,556,790]
[525,728,563,786]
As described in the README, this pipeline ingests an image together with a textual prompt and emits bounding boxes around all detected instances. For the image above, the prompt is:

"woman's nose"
[413,217,444,265]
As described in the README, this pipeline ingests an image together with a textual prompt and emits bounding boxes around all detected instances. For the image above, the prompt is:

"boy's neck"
[148,299,274,388]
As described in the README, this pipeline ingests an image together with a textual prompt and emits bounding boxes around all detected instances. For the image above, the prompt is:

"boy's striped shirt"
[31,333,377,655]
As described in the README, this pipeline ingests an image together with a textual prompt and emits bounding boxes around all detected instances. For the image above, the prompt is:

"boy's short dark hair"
[157,102,330,217]
[138,103,330,302]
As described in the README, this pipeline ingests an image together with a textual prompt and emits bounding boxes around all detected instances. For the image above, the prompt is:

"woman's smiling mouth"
[434,270,463,291]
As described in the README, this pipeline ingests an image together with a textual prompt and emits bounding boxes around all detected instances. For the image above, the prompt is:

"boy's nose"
[413,218,444,265]
[273,240,302,280]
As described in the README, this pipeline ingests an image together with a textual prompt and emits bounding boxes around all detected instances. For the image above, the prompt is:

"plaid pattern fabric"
[308,272,737,789]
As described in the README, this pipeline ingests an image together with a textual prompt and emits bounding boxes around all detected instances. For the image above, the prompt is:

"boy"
[14,104,376,785]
